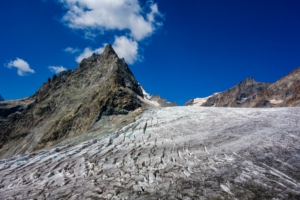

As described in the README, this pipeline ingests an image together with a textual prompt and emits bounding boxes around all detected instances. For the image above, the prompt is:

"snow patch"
[270,99,284,104]
[190,93,219,106]
[138,84,160,107]
[140,85,152,100]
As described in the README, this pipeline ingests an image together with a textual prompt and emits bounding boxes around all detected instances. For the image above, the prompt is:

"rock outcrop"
[0,95,3,101]
[0,45,145,158]
[0,97,35,123]
[255,67,300,107]
[186,67,300,107]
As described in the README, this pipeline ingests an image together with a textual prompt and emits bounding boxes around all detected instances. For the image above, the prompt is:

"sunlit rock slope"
[0,106,299,199]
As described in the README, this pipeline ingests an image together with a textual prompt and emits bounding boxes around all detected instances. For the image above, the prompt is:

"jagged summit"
[0,95,3,101]
[0,45,144,158]
[85,44,119,62]
[238,77,255,86]
[102,44,117,56]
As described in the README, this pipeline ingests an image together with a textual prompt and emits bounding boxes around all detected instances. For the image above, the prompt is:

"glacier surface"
[0,107,300,199]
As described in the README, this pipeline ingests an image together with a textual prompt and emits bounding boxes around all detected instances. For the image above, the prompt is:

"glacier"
[0,106,300,199]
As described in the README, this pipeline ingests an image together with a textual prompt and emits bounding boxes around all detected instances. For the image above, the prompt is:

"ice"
[0,107,300,199]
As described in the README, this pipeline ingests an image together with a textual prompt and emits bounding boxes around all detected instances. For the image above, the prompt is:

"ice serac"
[186,66,300,107]
[0,44,144,158]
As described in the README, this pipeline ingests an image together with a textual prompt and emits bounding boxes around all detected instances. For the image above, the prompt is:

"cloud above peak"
[75,47,104,63]
[59,0,163,41]
[113,36,138,64]
[5,58,35,76]
[64,47,80,53]
[49,66,67,74]
[75,36,138,64]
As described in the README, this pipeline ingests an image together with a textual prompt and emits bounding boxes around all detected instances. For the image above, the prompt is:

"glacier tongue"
[0,107,300,199]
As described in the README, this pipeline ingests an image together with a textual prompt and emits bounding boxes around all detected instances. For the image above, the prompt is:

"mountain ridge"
[185,67,300,107]
[0,47,300,199]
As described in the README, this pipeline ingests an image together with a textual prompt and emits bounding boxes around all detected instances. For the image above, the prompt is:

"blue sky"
[0,0,299,105]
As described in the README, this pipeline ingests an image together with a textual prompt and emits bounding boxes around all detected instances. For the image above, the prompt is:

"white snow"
[192,97,210,106]
[138,84,160,107]
[270,99,284,104]
[140,85,152,100]
[189,93,219,106]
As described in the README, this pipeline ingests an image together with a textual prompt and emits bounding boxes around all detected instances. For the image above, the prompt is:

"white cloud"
[49,66,67,73]
[59,0,162,41]
[75,36,138,64]
[112,36,138,64]
[6,58,35,76]
[64,47,80,53]
[147,2,160,23]
[76,47,104,63]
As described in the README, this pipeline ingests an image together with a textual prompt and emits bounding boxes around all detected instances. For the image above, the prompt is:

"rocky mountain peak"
[92,44,119,62]
[0,45,144,158]
[290,66,300,75]
[186,66,300,108]
[196,77,270,107]
[0,95,3,101]
[238,77,255,86]
[103,44,117,56]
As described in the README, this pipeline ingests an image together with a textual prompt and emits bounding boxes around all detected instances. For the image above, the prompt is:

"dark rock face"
[0,95,3,101]
[195,67,300,108]
[0,98,35,123]
[0,45,144,158]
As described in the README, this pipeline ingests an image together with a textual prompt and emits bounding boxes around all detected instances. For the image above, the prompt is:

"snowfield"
[0,107,300,199]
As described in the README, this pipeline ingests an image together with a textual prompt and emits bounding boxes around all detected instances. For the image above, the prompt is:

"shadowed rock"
[0,98,35,123]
